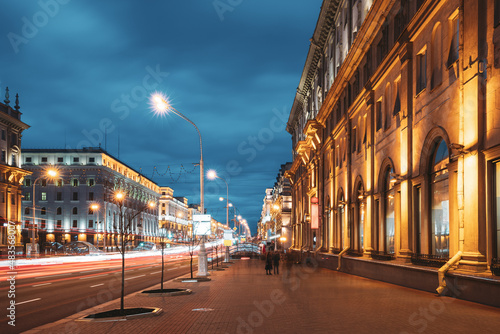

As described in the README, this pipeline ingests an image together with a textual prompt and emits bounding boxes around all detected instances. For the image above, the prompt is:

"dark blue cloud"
[0,0,322,233]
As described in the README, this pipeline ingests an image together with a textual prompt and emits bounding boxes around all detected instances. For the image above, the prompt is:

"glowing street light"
[31,168,58,257]
[150,92,204,211]
[150,91,207,276]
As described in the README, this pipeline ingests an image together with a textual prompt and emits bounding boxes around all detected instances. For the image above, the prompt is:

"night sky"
[0,0,322,234]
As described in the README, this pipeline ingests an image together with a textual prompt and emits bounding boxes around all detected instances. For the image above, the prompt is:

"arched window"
[384,167,395,254]
[56,207,62,215]
[430,138,449,258]
[72,207,78,215]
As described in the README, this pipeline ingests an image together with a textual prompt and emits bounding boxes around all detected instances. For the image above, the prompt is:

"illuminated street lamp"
[30,168,58,258]
[207,169,230,262]
[150,92,207,276]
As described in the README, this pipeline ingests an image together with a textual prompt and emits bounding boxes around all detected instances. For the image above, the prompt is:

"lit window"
[41,192,47,201]
[416,51,427,94]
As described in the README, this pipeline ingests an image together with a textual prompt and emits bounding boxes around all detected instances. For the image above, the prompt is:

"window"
[11,133,17,145]
[1,130,4,140]
[56,220,62,228]
[56,179,63,187]
[376,101,383,131]
[89,157,95,163]
[1,192,4,203]
[25,157,32,163]
[41,207,46,215]
[25,178,31,187]
[88,220,93,228]
[416,51,427,94]
[385,84,391,130]
[89,207,94,214]
[89,192,94,201]
[447,15,459,66]
[393,81,401,115]
[11,194,15,205]
[25,207,30,215]
[57,157,64,163]
[24,193,31,201]
[88,178,95,187]
[41,192,47,201]
[72,179,79,187]
[72,207,78,215]
[72,192,78,201]
[73,157,79,163]
[352,128,357,153]
[430,138,450,258]
[431,23,442,89]
[494,161,500,258]
[357,184,365,252]
[496,0,500,27]
[72,220,78,228]
[384,168,395,254]
[56,207,62,215]
[1,150,6,162]
[11,154,17,167]
[56,192,62,201]
[162,210,166,215]
[41,157,48,163]
[41,179,47,187]
[40,219,46,229]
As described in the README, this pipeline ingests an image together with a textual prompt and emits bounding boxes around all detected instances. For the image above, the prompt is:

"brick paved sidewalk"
[25,259,500,334]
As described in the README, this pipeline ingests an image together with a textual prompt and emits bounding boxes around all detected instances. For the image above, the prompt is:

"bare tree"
[113,191,155,313]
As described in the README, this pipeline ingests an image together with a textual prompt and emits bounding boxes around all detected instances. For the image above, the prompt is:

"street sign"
[193,214,211,236]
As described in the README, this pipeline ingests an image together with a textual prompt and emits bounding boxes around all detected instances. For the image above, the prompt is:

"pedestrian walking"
[265,252,273,275]
[273,251,280,275]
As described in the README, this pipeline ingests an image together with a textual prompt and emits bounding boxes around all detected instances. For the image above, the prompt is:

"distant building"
[259,188,273,241]
[21,148,160,251]
[158,187,194,244]
[0,87,31,255]
[272,163,292,250]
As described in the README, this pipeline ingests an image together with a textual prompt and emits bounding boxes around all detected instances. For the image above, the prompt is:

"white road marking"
[16,298,41,305]
[79,274,108,280]
[35,273,71,279]
[90,283,104,288]
[32,283,52,287]
[124,274,146,281]
[149,271,162,275]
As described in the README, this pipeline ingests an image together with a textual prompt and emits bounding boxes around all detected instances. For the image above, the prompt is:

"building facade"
[158,187,193,244]
[21,148,160,251]
[286,0,500,293]
[271,163,293,250]
[0,88,31,255]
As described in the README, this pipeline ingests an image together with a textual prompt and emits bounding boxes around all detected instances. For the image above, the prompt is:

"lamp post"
[91,203,103,250]
[31,169,58,258]
[207,170,230,262]
[150,92,207,276]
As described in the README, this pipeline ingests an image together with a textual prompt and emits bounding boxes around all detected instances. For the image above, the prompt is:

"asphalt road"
[0,253,202,333]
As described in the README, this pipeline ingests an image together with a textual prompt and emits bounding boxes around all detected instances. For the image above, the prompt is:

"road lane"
[0,256,198,333]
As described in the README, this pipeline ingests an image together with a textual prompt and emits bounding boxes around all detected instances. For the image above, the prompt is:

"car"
[134,241,157,251]
[62,241,101,255]
[42,242,64,254]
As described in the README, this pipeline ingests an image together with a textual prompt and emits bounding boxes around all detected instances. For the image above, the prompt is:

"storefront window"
[431,139,449,258]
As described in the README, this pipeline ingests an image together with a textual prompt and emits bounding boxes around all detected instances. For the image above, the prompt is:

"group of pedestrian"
[265,251,281,275]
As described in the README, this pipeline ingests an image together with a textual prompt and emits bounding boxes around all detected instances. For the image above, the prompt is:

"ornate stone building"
[0,88,31,255]
[286,0,500,305]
